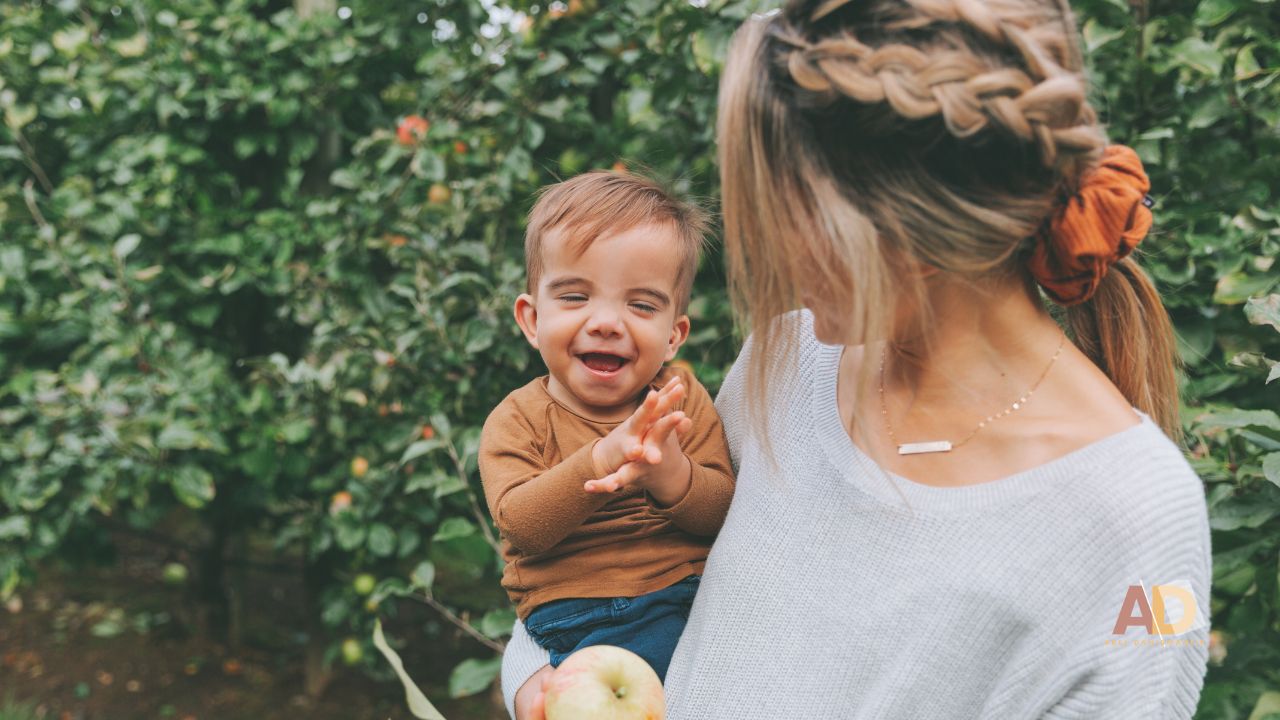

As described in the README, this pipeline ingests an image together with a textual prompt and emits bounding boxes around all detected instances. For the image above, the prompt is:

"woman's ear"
[514,294,539,349]
[663,314,692,362]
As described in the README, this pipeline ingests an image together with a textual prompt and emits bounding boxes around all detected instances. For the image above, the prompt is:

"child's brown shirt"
[478,365,735,619]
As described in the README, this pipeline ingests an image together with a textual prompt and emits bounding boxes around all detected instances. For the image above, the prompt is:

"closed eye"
[631,303,658,313]
[558,294,587,303]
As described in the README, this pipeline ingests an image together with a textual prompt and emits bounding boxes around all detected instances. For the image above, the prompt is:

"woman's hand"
[515,665,555,720]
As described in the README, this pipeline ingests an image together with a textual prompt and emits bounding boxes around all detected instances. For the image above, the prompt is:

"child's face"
[514,223,691,422]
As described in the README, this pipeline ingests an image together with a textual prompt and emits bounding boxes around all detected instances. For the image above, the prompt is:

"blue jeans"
[523,574,700,683]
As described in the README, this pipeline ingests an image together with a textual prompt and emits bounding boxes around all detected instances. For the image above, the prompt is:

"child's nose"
[585,307,624,338]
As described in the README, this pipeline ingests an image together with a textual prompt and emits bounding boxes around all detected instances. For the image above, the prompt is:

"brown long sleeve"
[478,365,735,618]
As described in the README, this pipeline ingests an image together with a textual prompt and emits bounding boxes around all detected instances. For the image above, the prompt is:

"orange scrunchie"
[1028,145,1154,306]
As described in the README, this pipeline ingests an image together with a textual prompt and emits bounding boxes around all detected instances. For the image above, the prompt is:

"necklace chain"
[878,333,1067,454]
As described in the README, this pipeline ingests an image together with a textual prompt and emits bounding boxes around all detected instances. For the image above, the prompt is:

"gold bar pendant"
[898,441,953,455]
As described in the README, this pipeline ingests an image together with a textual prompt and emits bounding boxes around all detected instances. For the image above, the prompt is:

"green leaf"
[368,523,396,557]
[113,234,142,261]
[1194,0,1235,27]
[1082,19,1125,53]
[1263,453,1280,489]
[478,608,517,639]
[1245,294,1280,333]
[1210,497,1280,531]
[400,439,445,465]
[1236,44,1263,81]
[1214,272,1278,305]
[432,518,475,542]
[4,105,37,131]
[535,50,568,76]
[157,422,202,450]
[448,656,502,698]
[171,466,216,509]
[410,561,435,590]
[1170,37,1224,76]
[1196,409,1280,432]
[0,516,31,541]
[1249,692,1280,720]
[372,621,447,720]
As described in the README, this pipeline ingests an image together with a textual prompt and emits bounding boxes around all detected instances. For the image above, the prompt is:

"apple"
[544,645,664,720]
[352,573,376,595]
[351,456,369,477]
[329,490,354,516]
[162,562,189,586]
[396,115,429,145]
[428,183,452,205]
[341,637,363,665]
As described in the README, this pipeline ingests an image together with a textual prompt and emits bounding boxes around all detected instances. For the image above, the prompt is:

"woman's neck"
[884,278,1065,410]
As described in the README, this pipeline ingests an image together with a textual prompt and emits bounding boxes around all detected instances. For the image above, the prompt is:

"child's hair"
[718,0,1182,445]
[524,170,711,315]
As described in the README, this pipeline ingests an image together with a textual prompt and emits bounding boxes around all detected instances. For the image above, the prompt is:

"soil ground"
[1,531,506,720]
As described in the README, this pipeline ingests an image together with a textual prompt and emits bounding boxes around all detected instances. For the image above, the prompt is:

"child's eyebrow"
[632,288,671,306]
[546,276,591,291]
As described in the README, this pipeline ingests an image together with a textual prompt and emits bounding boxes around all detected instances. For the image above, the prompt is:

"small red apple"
[396,115,429,145]
[329,490,353,515]
[544,646,664,720]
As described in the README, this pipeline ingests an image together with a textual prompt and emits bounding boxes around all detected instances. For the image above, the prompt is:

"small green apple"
[162,562,189,586]
[353,573,376,596]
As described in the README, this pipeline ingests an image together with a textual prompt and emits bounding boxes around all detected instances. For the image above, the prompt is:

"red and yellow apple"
[544,646,664,720]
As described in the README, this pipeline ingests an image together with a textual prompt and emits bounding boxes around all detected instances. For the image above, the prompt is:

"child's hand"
[585,410,693,495]
[590,376,687,478]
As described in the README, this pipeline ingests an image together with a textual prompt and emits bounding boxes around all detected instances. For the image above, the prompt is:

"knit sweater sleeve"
[1026,461,1212,719]
[713,332,752,471]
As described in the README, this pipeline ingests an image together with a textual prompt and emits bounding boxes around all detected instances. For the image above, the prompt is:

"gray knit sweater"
[500,310,1211,719]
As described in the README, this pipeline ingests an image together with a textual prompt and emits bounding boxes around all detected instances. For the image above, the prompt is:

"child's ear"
[513,293,539,349]
[663,314,691,362]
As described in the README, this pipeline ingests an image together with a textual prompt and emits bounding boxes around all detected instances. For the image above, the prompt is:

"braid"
[772,0,1106,168]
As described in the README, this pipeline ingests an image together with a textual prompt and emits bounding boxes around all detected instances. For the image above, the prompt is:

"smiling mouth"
[578,353,629,375]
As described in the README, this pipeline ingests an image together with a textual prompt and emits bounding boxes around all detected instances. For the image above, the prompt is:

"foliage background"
[0,0,1277,717]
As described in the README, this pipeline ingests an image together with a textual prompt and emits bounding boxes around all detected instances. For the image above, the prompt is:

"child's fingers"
[641,412,686,462]
[628,389,660,432]
[584,462,644,493]
[674,416,693,437]
[645,380,685,430]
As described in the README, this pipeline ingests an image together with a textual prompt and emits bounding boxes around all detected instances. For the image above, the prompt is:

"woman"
[504,0,1211,717]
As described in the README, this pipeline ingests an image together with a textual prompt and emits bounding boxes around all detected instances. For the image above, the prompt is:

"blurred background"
[0,0,1277,718]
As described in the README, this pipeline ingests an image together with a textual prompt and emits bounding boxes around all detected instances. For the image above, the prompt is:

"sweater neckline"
[808,340,1159,513]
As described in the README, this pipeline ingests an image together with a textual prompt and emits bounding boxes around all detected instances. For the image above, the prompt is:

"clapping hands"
[587,376,693,496]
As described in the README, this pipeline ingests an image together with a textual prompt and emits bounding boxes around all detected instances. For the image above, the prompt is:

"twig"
[23,180,77,285]
[14,129,53,194]
[414,591,507,654]
[446,442,502,555]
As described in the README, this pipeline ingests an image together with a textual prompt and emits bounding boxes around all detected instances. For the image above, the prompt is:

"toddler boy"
[478,170,735,686]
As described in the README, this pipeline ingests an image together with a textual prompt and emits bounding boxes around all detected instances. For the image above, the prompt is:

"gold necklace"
[878,334,1067,455]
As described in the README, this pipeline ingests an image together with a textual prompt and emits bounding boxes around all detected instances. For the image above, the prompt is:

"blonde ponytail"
[1062,256,1183,443]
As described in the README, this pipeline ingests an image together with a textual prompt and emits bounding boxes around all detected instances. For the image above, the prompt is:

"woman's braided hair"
[765,0,1106,185]
[719,0,1184,450]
